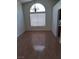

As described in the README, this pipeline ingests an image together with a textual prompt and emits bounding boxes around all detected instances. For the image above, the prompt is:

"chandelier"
[33,5,39,12]
[33,0,39,12]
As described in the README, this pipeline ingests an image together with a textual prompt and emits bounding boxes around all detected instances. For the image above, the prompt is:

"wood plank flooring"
[17,31,61,59]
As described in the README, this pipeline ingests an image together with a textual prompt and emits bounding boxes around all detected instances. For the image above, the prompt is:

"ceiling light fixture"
[33,0,39,12]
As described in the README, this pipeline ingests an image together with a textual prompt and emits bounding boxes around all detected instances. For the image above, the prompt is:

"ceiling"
[18,0,33,3]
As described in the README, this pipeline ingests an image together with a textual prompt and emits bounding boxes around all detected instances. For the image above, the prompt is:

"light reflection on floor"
[31,32,46,58]
[32,33,46,59]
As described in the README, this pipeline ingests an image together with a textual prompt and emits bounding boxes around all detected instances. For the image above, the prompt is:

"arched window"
[30,3,46,27]
[30,3,45,12]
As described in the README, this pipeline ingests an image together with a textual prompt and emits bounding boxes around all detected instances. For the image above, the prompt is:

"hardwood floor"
[17,31,61,59]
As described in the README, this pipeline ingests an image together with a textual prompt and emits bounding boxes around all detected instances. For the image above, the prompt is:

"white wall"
[52,1,61,37]
[17,1,25,37]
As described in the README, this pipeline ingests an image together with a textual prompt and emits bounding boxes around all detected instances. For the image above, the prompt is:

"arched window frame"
[30,3,46,13]
[30,3,46,27]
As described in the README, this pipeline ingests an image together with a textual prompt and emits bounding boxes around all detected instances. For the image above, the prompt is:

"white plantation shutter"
[30,13,45,26]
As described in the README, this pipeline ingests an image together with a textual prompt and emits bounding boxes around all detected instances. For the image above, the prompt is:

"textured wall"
[52,1,61,37]
[17,1,25,37]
